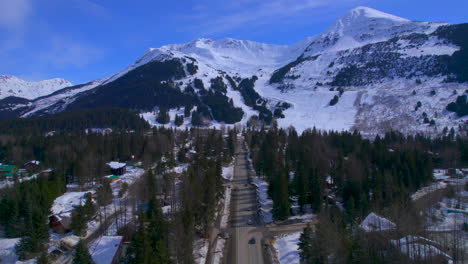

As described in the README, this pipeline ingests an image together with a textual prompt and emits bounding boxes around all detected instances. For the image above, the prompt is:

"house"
[0,164,18,174]
[105,175,120,183]
[0,164,21,180]
[23,160,40,172]
[41,169,54,177]
[90,236,123,264]
[107,162,126,175]
[49,214,72,234]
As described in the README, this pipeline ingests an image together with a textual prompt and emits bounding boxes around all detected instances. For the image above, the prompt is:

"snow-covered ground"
[425,190,467,232]
[0,238,21,263]
[222,163,234,181]
[252,176,273,223]
[212,237,226,264]
[391,236,452,261]
[51,191,93,216]
[220,186,232,229]
[411,169,467,200]
[273,232,301,264]
[0,173,39,190]
[193,238,209,264]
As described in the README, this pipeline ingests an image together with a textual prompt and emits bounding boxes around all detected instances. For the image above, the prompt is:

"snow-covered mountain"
[0,75,72,100]
[1,6,466,135]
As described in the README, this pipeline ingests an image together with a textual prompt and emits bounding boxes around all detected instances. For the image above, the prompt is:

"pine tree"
[37,251,49,264]
[96,181,113,206]
[73,240,94,264]
[175,115,184,127]
[71,206,87,236]
[156,108,170,124]
[299,224,314,264]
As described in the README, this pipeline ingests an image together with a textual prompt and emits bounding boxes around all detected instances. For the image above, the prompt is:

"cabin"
[23,160,40,172]
[91,236,124,264]
[107,162,126,175]
[0,164,21,180]
[41,169,54,177]
[49,214,72,234]
[105,175,121,183]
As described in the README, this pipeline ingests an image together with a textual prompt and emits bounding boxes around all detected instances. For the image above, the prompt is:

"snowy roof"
[107,161,126,169]
[91,236,123,264]
[25,160,40,165]
[359,212,396,232]
[51,191,91,216]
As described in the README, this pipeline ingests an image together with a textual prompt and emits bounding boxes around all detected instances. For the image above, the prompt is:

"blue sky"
[0,0,466,84]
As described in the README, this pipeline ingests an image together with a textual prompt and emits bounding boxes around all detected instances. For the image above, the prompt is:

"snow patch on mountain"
[21,79,103,117]
[0,75,72,100]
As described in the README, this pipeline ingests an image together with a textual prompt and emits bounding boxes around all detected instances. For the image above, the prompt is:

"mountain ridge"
[0,75,72,100]
[1,7,466,135]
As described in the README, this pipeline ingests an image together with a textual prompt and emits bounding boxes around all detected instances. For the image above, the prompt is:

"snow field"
[273,232,301,264]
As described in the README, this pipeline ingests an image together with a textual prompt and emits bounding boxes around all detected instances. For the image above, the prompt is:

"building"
[49,214,72,234]
[90,236,124,264]
[107,162,126,175]
[105,175,121,183]
[0,164,20,179]
[23,160,40,172]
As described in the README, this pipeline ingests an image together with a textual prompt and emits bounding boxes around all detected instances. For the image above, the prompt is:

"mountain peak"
[0,75,72,100]
[346,6,410,23]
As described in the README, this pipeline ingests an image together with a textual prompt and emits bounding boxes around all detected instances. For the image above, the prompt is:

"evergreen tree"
[174,115,184,127]
[71,206,87,236]
[298,224,314,264]
[73,240,94,264]
[96,181,113,206]
[156,108,170,124]
[37,251,49,264]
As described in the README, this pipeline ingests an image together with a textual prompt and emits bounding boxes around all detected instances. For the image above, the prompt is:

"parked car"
[249,238,256,244]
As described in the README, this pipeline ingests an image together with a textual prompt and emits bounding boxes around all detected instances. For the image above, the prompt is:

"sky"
[0,0,466,84]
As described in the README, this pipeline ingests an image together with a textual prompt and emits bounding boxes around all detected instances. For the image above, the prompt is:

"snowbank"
[220,186,232,229]
[252,176,273,223]
[222,164,234,181]
[212,238,226,264]
[273,232,301,264]
[0,238,20,263]
[359,212,396,232]
[193,239,209,264]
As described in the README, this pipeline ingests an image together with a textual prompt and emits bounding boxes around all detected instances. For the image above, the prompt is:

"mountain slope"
[0,75,72,100]
[1,7,467,135]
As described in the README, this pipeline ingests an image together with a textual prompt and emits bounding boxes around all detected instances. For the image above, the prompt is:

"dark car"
[249,238,256,244]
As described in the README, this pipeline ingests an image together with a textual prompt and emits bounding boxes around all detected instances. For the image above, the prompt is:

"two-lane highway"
[226,138,266,264]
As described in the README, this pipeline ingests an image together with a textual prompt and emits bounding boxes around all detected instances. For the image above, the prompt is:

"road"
[226,138,267,264]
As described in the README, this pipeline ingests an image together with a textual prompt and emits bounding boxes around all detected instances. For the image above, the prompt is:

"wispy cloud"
[40,36,104,69]
[72,0,108,19]
[180,0,364,35]
[0,0,32,29]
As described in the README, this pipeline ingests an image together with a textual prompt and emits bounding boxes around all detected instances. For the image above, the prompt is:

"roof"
[106,175,120,180]
[91,236,123,264]
[0,165,16,172]
[26,160,40,165]
[107,161,126,169]
[3,172,21,177]
[359,212,396,232]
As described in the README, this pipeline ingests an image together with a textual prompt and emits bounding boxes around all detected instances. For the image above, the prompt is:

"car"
[247,219,253,225]
[248,238,256,244]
